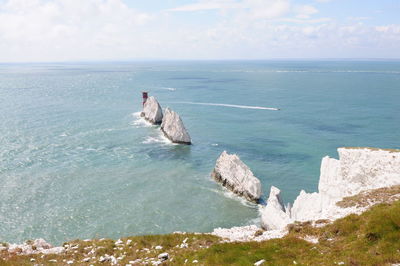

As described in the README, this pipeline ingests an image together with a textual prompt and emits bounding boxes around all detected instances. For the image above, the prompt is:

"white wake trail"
[169,102,280,111]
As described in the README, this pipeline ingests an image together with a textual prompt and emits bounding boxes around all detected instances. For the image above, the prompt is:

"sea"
[0,60,399,245]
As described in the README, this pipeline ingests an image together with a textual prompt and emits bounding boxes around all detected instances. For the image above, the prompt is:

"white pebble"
[254,259,266,266]
[158,252,169,261]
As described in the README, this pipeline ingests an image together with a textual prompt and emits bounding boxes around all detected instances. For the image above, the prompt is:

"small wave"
[208,187,259,209]
[222,189,259,208]
[131,112,152,128]
[142,132,178,146]
[162,87,176,91]
[211,69,400,74]
[142,135,174,145]
[169,102,279,111]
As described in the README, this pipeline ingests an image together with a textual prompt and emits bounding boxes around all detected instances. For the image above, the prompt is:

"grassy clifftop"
[1,200,400,265]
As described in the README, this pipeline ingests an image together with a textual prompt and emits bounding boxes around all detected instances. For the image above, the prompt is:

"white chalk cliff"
[212,151,262,203]
[161,108,191,144]
[141,96,163,124]
[261,147,400,230]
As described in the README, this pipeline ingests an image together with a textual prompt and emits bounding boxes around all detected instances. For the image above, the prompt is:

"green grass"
[1,201,400,265]
[179,201,400,265]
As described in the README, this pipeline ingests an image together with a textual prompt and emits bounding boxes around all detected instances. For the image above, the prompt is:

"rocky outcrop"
[160,108,191,144]
[260,147,400,230]
[211,151,262,203]
[141,96,163,124]
[260,186,291,230]
[4,239,65,255]
[212,224,286,242]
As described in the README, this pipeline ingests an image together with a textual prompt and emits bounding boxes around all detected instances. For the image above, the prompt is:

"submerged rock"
[160,108,191,144]
[261,147,400,230]
[211,151,262,203]
[141,96,163,124]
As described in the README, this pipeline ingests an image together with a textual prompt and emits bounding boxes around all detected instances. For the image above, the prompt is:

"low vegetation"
[337,185,400,208]
[343,147,400,153]
[1,201,400,265]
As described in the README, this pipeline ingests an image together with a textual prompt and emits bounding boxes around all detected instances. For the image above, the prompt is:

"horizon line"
[1,58,400,64]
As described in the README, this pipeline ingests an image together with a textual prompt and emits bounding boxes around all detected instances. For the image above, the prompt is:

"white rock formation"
[141,96,163,124]
[212,225,286,242]
[160,108,191,144]
[260,186,291,230]
[261,147,400,230]
[212,151,262,203]
[5,239,65,255]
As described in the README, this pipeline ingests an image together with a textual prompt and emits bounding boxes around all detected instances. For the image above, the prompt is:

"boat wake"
[168,102,280,111]
[161,87,176,91]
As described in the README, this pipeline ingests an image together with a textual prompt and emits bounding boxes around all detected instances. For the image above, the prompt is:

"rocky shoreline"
[3,148,399,246]
[213,147,400,242]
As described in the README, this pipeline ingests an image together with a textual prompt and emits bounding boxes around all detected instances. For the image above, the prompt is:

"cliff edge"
[261,147,400,230]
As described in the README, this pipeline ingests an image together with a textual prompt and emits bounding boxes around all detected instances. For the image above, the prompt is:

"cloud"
[243,0,291,20]
[166,0,240,12]
[295,5,318,19]
[167,0,292,20]
[0,0,399,61]
[0,0,153,61]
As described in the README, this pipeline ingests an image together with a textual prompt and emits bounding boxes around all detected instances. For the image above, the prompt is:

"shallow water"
[0,61,399,244]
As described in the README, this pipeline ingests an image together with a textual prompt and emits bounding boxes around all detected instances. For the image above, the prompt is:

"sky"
[0,0,399,62]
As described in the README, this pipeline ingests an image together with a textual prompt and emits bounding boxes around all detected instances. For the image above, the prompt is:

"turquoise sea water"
[0,61,399,244]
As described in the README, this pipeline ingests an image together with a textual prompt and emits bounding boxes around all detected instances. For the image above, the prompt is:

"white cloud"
[0,0,399,61]
[0,0,153,61]
[295,5,318,19]
[167,0,292,20]
[244,0,291,19]
[167,0,240,12]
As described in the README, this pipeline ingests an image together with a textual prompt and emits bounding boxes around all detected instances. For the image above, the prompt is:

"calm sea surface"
[0,61,399,244]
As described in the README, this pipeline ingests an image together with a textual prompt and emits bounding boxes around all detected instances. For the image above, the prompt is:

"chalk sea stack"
[260,147,400,230]
[260,186,291,230]
[212,151,262,203]
[141,96,163,124]
[161,108,191,144]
